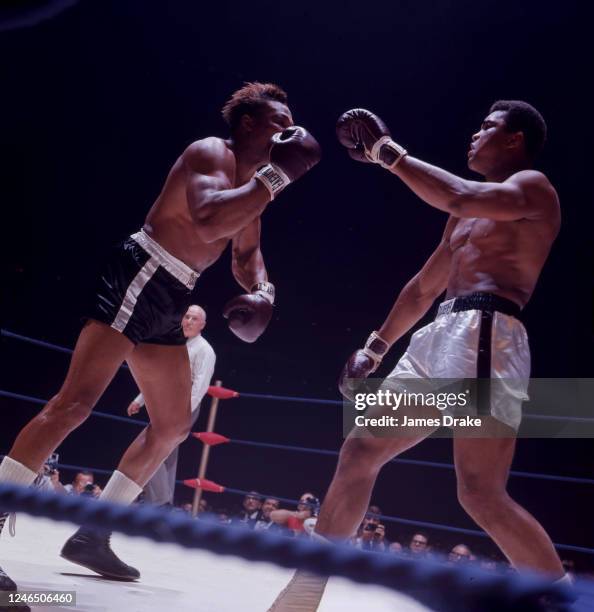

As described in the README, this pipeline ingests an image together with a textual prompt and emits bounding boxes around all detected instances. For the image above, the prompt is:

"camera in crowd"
[301,495,320,517]
[81,483,96,497]
[43,453,59,476]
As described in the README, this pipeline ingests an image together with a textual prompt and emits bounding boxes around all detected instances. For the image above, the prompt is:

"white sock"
[0,456,38,486]
[98,470,142,505]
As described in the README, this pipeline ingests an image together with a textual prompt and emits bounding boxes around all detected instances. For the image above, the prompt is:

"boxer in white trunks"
[269,100,569,610]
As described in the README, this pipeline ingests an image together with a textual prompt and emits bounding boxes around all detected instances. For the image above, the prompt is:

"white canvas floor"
[2,514,429,612]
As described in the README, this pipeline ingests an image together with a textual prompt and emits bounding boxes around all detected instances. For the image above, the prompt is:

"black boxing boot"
[0,563,17,592]
[60,526,139,580]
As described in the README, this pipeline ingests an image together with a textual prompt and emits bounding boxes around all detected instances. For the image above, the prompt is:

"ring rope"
[0,482,580,612]
[2,390,592,485]
[230,438,594,486]
[2,329,591,423]
[6,456,590,556]
[0,390,146,426]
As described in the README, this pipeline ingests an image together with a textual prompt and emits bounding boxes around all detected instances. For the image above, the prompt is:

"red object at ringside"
[183,478,225,493]
[207,385,239,399]
[192,432,230,446]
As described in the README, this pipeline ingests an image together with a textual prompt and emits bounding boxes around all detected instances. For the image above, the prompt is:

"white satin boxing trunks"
[385,292,530,431]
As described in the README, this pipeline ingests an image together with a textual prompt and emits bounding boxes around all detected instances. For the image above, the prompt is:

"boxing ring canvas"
[2,514,427,611]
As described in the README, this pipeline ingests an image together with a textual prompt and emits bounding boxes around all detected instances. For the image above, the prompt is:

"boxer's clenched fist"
[255,126,321,199]
[336,109,407,169]
[338,331,390,400]
[223,293,273,343]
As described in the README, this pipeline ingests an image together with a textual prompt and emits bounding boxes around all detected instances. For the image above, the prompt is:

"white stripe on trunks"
[110,258,160,334]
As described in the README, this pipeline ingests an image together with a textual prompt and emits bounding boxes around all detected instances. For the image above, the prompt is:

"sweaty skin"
[377,110,560,344]
[445,175,560,307]
[142,100,294,287]
[401,109,561,308]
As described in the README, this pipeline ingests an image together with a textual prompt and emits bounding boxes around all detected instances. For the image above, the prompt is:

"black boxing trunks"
[86,230,199,345]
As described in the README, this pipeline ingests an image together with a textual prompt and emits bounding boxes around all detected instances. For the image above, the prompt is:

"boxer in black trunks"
[0,82,320,586]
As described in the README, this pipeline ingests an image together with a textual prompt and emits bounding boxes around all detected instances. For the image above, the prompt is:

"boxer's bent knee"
[338,437,390,472]
[43,393,95,428]
[149,419,192,447]
[457,478,509,520]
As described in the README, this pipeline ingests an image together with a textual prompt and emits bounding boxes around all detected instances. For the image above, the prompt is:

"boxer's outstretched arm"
[377,216,456,346]
[231,218,268,291]
[184,140,271,243]
[391,159,555,221]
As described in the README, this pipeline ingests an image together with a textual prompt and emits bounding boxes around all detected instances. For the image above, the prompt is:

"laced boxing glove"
[336,109,407,169]
[254,126,321,199]
[223,281,275,343]
[338,331,390,400]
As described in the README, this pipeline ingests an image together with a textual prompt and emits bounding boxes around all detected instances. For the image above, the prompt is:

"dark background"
[2,0,593,568]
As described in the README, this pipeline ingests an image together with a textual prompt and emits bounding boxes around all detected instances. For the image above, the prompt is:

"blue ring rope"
[0,483,584,612]
[4,329,591,423]
[230,438,594,486]
[10,457,590,556]
[3,389,592,486]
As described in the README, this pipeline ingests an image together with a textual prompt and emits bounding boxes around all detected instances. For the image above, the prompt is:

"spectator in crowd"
[63,471,101,497]
[353,506,387,551]
[254,497,281,531]
[448,544,474,564]
[408,532,431,558]
[388,541,403,553]
[270,492,320,536]
[217,509,231,524]
[479,557,498,572]
[232,492,263,527]
[177,499,209,515]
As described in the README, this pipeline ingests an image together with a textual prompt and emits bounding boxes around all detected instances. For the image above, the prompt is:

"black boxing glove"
[336,109,407,169]
[254,126,321,200]
[338,331,390,400]
[223,281,275,343]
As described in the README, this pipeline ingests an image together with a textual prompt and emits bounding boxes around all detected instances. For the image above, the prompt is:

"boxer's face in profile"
[467,110,520,175]
[242,100,294,159]
[256,99,294,137]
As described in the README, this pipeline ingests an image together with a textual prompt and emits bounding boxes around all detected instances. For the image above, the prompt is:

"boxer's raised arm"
[184,140,271,243]
[335,109,556,222]
[391,162,556,221]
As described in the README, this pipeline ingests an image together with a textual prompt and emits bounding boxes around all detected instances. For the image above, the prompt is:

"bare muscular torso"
[142,138,236,273]
[446,185,560,308]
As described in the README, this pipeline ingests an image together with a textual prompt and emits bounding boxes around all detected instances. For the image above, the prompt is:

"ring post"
[192,380,222,516]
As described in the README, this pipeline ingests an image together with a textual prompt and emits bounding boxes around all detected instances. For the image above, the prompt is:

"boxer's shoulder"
[506,169,560,222]
[507,168,553,189]
[182,137,235,174]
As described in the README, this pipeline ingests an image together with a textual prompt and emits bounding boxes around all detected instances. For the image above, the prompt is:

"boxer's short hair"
[489,100,547,159]
[222,82,288,131]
